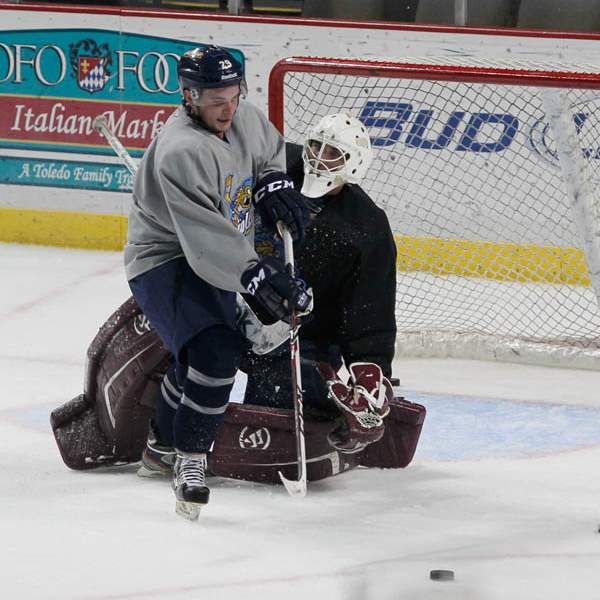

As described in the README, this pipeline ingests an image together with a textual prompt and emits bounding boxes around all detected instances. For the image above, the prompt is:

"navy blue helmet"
[177,45,246,94]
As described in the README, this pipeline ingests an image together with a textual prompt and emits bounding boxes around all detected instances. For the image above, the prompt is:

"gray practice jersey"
[124,100,286,292]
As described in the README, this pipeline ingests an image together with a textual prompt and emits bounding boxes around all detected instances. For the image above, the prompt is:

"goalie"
[244,113,398,454]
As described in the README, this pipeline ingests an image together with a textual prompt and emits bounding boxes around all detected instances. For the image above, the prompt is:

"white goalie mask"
[301,113,373,198]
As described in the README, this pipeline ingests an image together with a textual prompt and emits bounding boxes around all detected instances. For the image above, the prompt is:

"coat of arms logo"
[69,39,112,93]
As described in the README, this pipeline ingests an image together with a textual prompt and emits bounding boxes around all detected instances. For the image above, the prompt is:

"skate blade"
[137,464,171,478]
[175,500,203,521]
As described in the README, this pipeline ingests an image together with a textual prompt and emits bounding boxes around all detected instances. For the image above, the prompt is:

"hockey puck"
[430,569,454,581]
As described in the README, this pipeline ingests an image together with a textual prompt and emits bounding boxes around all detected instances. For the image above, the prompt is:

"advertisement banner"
[0,155,134,191]
[0,29,244,190]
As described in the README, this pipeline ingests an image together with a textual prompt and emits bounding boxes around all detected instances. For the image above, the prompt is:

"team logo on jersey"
[69,39,112,93]
[224,174,253,235]
[239,426,271,450]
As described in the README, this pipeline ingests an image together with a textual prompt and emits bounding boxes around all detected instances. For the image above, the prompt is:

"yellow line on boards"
[251,7,302,12]
[0,208,589,286]
[394,234,590,287]
[0,207,127,251]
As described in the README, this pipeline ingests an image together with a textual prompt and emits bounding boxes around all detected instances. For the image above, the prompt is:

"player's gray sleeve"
[158,149,258,293]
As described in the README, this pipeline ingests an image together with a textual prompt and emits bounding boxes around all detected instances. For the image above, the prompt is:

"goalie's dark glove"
[241,257,313,323]
[253,172,310,244]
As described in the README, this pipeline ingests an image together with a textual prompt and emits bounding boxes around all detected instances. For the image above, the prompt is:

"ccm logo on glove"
[245,266,267,296]
[241,256,313,322]
[253,178,294,202]
[253,172,309,244]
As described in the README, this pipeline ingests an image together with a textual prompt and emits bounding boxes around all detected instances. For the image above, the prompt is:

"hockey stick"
[276,222,307,498]
[92,115,138,176]
[94,114,308,496]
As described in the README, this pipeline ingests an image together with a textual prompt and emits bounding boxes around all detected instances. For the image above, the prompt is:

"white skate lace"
[177,455,207,487]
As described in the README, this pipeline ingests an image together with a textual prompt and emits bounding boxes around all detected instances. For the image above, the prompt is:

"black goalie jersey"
[286,143,397,377]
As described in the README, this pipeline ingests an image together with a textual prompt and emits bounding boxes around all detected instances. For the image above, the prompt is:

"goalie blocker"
[50,298,426,483]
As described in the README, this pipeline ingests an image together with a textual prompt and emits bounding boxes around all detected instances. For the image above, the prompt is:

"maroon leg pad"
[50,394,119,470]
[88,298,170,460]
[209,403,362,484]
[358,398,427,468]
[51,296,426,478]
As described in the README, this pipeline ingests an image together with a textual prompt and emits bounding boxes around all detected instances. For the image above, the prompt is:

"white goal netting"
[269,57,600,368]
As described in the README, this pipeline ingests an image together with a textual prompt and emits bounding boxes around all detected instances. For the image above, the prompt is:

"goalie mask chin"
[301,113,373,198]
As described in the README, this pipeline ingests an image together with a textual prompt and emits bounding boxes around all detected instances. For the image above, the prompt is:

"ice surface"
[1,243,600,600]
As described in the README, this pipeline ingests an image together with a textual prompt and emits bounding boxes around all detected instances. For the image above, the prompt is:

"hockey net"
[268,56,600,369]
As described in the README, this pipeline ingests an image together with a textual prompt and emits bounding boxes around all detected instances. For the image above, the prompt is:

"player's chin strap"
[276,221,307,498]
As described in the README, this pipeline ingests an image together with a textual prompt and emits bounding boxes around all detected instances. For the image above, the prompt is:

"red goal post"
[269,56,600,131]
[268,56,600,369]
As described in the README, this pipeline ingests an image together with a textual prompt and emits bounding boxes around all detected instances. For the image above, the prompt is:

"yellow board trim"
[0,207,590,286]
[394,234,590,287]
[0,207,127,251]
[251,7,302,12]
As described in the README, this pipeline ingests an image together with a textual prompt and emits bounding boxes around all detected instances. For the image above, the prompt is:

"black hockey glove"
[253,172,309,244]
[241,257,313,323]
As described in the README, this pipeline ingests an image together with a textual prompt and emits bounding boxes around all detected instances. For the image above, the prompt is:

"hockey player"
[125,45,311,518]
[244,113,398,453]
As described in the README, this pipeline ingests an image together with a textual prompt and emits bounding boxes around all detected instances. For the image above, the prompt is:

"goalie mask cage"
[269,56,600,369]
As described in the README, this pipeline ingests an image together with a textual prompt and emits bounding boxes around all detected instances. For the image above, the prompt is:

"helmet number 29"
[219,59,232,70]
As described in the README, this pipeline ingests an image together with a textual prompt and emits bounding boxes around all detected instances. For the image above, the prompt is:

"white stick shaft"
[277,223,307,497]
[282,227,295,273]
[92,115,138,176]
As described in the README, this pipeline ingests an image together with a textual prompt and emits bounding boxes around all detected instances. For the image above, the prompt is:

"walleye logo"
[224,174,253,235]
[69,39,112,93]
[239,426,271,450]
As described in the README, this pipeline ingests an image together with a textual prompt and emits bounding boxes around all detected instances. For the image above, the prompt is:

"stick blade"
[279,471,307,497]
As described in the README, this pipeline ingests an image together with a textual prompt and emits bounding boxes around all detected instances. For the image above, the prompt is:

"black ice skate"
[137,428,176,478]
[172,451,210,520]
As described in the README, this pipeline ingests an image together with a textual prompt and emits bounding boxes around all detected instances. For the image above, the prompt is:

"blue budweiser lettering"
[359,100,519,153]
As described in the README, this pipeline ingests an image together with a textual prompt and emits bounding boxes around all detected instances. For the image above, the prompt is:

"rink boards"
[0,5,599,284]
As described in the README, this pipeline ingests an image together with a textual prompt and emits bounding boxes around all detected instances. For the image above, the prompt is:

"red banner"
[0,95,176,151]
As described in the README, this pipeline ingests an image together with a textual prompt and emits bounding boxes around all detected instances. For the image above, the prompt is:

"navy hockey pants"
[155,326,242,452]
[129,258,242,452]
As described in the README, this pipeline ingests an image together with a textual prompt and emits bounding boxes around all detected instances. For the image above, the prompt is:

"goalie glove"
[241,256,313,323]
[253,172,309,244]
[322,362,392,454]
